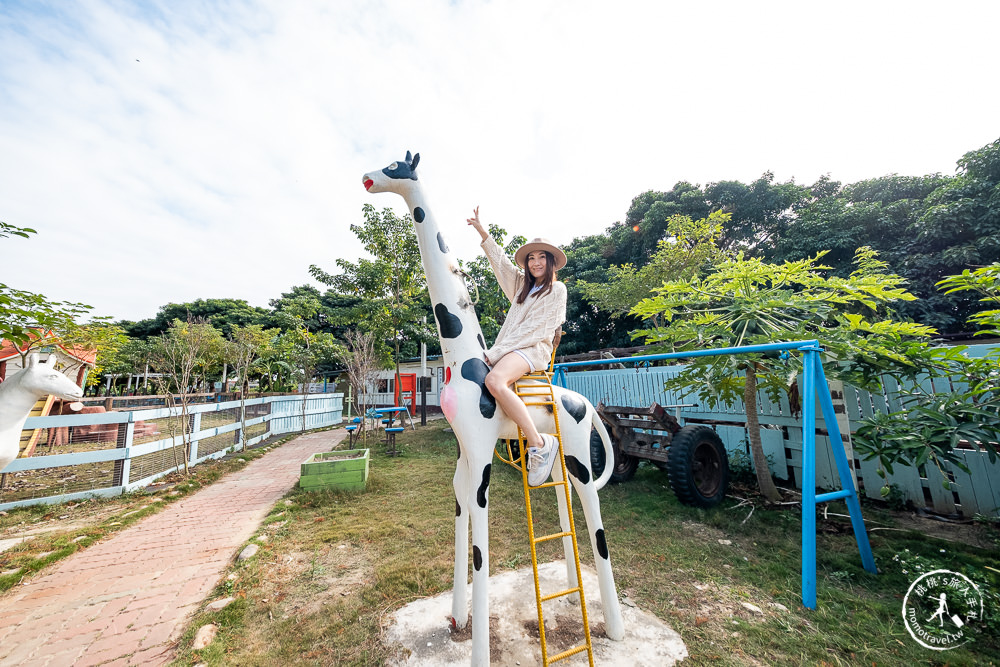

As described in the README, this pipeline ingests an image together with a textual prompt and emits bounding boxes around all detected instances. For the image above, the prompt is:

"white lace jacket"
[480,236,567,369]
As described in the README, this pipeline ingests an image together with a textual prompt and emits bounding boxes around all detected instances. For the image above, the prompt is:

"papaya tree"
[631,248,935,502]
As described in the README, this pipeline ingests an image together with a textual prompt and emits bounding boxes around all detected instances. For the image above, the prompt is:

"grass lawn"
[169,420,999,666]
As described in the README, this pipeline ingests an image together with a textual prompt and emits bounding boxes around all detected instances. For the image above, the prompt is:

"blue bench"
[345,424,360,446]
[385,427,405,456]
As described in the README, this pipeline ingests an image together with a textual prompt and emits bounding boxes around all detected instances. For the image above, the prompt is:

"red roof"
[0,330,97,366]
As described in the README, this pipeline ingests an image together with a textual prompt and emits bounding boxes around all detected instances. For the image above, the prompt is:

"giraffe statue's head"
[362,151,420,195]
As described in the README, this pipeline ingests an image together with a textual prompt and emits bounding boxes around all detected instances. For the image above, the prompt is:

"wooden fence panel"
[563,346,1000,516]
[952,450,1000,516]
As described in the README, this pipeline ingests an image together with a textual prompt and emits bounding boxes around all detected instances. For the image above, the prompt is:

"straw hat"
[514,238,567,271]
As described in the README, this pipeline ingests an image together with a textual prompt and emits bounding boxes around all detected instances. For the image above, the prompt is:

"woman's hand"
[467,206,488,242]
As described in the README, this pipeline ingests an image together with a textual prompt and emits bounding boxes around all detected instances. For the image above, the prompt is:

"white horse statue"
[0,353,84,472]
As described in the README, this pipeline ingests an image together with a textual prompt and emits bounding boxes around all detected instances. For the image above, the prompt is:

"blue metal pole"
[554,340,820,372]
[813,359,877,574]
[801,347,819,610]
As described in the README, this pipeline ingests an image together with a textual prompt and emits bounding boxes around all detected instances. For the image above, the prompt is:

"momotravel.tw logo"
[902,569,984,651]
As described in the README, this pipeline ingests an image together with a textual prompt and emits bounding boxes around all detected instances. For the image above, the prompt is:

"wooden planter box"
[299,448,370,491]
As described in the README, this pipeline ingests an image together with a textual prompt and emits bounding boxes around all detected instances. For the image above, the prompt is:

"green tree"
[631,249,935,501]
[558,235,638,355]
[227,324,278,449]
[852,265,1000,493]
[0,221,36,240]
[579,212,729,319]
[152,318,225,474]
[101,336,156,394]
[901,138,1000,331]
[0,220,93,352]
[124,298,269,339]
[309,204,430,382]
[705,172,811,251]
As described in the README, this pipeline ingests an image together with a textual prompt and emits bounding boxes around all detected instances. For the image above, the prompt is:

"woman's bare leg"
[484,354,544,449]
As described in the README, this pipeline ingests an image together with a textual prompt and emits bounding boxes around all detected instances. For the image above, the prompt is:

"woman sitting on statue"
[467,207,567,487]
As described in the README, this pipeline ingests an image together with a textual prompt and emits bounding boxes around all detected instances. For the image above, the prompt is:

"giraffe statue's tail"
[591,407,615,491]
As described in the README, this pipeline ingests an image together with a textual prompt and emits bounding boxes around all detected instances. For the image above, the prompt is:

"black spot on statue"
[436,231,448,253]
[456,441,461,460]
[561,393,587,423]
[461,358,496,419]
[473,545,483,571]
[564,455,590,484]
[477,334,485,349]
[595,528,609,560]
[435,303,463,339]
[476,463,491,508]
[455,497,461,517]
[413,207,425,223]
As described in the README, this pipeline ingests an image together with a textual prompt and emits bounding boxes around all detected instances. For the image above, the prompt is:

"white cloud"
[1,0,998,321]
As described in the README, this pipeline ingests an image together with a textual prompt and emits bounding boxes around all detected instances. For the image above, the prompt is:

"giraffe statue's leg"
[452,452,472,628]
[551,463,581,597]
[466,446,494,667]
[570,474,625,641]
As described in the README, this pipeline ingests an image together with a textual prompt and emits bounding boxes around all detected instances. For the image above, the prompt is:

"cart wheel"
[608,436,638,484]
[589,427,606,479]
[666,425,729,507]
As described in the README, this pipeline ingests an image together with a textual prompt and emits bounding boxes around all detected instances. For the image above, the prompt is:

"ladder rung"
[548,643,590,663]
[533,530,572,544]
[541,585,582,603]
[526,480,564,491]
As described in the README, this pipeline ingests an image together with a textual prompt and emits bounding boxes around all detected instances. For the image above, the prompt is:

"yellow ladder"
[495,367,594,666]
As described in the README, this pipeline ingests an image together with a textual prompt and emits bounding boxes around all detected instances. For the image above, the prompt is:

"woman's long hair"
[516,250,556,305]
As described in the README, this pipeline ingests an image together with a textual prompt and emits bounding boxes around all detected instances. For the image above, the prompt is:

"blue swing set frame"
[552,339,878,610]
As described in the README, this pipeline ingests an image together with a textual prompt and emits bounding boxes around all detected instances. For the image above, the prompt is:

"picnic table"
[373,406,412,456]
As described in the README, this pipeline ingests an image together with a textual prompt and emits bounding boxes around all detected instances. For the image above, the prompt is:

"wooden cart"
[596,402,730,508]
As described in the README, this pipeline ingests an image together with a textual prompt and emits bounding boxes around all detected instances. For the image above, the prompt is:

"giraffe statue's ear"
[411,153,420,172]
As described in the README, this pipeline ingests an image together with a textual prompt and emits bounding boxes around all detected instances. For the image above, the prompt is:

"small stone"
[717,539,732,546]
[1,569,20,577]
[284,500,294,506]
[740,602,764,615]
[35,551,53,559]
[206,597,235,612]
[256,535,267,542]
[769,602,789,613]
[227,573,238,581]
[58,515,69,519]
[192,624,218,650]
[237,544,259,561]
[73,536,88,542]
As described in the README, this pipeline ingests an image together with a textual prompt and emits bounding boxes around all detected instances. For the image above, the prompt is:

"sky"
[2,0,998,324]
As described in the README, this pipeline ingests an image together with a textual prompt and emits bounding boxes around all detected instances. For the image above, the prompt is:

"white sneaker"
[527,434,559,487]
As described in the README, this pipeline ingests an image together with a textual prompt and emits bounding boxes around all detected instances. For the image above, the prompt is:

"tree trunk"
[745,365,782,502]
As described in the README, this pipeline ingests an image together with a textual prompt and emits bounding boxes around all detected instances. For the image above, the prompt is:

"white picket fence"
[1,393,343,511]
[563,364,1000,517]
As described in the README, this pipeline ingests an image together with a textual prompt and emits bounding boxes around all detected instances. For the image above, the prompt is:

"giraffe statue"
[0,354,85,473]
[363,152,624,665]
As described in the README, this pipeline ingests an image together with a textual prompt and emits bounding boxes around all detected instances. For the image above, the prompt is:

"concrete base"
[385,561,687,666]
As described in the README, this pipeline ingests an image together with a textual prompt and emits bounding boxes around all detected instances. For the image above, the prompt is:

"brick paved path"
[0,430,346,666]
